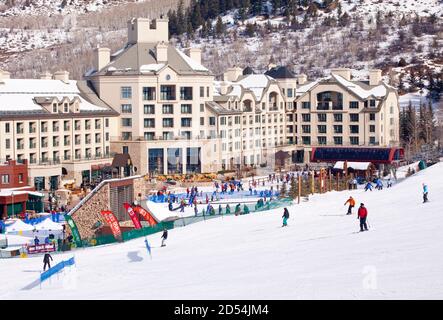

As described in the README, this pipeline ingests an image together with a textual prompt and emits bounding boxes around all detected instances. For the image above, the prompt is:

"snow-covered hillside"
[1,162,442,299]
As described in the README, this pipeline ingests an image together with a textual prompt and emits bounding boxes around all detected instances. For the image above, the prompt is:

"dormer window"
[52,103,58,113]
[64,103,69,113]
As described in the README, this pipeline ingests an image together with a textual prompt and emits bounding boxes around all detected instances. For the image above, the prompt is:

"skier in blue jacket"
[422,183,429,203]
[364,181,373,192]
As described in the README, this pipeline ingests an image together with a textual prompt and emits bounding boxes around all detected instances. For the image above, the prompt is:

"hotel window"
[302,125,311,134]
[301,136,311,145]
[105,118,109,127]
[121,104,132,113]
[181,118,192,127]
[52,121,59,132]
[390,118,394,125]
[287,88,293,98]
[52,103,58,113]
[302,102,310,109]
[95,119,101,129]
[317,113,327,122]
[200,86,204,98]
[64,120,70,131]
[144,119,155,128]
[181,104,192,114]
[95,133,101,143]
[220,117,226,125]
[106,133,109,141]
[5,123,10,133]
[142,87,156,100]
[206,87,209,97]
[18,173,23,183]
[162,118,174,127]
[64,103,69,113]
[121,86,132,99]
[370,100,376,107]
[317,136,326,145]
[317,125,327,134]
[334,137,343,145]
[163,132,173,140]
[5,139,10,149]
[349,114,359,122]
[334,114,343,122]
[349,101,359,109]
[200,117,204,125]
[369,137,376,144]
[144,132,155,140]
[350,125,359,134]
[144,105,155,114]
[180,87,193,100]
[122,132,132,141]
[350,137,359,145]
[1,174,10,184]
[369,113,376,121]
[162,104,174,114]
[370,125,376,133]
[209,117,216,126]
[301,114,311,122]
[333,125,343,134]
[121,118,132,127]
[160,85,176,100]
[200,104,204,112]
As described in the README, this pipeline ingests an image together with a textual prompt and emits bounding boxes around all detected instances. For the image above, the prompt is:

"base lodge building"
[0,18,400,185]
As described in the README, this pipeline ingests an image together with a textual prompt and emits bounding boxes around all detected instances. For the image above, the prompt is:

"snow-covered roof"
[5,219,35,233]
[334,161,372,170]
[331,74,387,99]
[140,64,165,73]
[0,79,110,114]
[236,74,273,101]
[175,49,208,72]
[34,218,63,231]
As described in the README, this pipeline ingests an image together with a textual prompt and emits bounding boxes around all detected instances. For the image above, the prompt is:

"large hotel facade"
[1,17,400,185]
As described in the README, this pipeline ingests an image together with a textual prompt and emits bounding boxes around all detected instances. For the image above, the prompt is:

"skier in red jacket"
[357,203,369,232]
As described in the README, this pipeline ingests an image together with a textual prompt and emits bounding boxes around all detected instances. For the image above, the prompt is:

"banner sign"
[27,243,56,254]
[133,206,157,226]
[124,203,142,229]
[64,214,82,246]
[100,210,122,240]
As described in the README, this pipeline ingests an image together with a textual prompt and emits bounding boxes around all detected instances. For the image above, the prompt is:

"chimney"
[296,74,307,85]
[94,47,111,71]
[53,70,70,83]
[223,67,243,82]
[220,81,229,95]
[369,69,382,86]
[156,42,168,62]
[127,17,169,44]
[267,63,277,71]
[0,69,10,82]
[331,68,351,81]
[186,48,202,65]
[39,71,52,80]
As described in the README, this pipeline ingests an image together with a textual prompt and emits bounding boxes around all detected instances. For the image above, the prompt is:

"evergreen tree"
[215,16,226,37]
[280,181,287,198]
[190,0,204,29]
[176,0,186,35]
[289,176,297,199]
[245,23,256,37]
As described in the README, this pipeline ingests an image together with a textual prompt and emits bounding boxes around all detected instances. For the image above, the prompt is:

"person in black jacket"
[43,253,53,271]
[161,229,168,247]
[282,208,290,227]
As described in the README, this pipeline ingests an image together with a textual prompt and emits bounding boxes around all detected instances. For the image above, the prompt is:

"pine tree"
[215,16,226,37]
[289,176,297,199]
[190,0,204,29]
[176,0,186,35]
[280,181,287,198]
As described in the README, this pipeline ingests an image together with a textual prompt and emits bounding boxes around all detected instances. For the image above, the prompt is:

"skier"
[282,208,290,227]
[34,236,40,246]
[422,183,429,203]
[43,253,53,271]
[344,196,356,215]
[161,229,168,247]
[357,203,368,232]
[387,178,393,188]
[364,181,373,192]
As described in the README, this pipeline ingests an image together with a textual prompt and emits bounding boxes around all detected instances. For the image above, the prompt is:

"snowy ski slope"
[1,162,442,299]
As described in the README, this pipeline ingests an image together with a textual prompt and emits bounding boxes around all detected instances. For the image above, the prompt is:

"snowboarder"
[43,253,53,271]
[422,183,429,203]
[161,229,168,247]
[344,196,356,215]
[357,203,368,232]
[282,208,290,227]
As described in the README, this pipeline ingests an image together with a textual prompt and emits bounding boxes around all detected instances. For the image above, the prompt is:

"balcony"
[29,143,36,149]
[64,126,70,131]
[29,128,36,134]
[85,139,91,144]
[41,127,48,133]
[53,142,60,147]
[17,144,24,150]
[17,128,24,134]
[53,127,59,132]
[41,143,48,148]
[85,125,91,130]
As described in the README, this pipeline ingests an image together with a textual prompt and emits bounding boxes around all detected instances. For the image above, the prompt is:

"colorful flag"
[64,214,82,246]
[124,203,142,229]
[134,206,158,227]
[100,211,122,241]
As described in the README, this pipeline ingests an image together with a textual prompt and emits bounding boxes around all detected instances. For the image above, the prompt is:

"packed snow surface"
[1,163,443,299]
